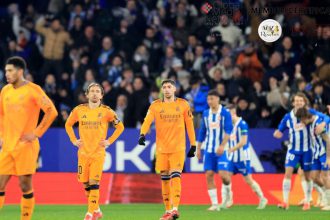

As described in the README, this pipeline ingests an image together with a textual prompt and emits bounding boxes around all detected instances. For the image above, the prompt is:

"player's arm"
[274,114,288,139]
[0,90,4,146]
[321,132,330,167]
[229,123,248,153]
[196,115,207,160]
[33,87,58,138]
[139,106,155,145]
[184,102,197,157]
[216,109,233,155]
[65,107,80,146]
[311,110,330,135]
[104,110,124,147]
[35,16,48,36]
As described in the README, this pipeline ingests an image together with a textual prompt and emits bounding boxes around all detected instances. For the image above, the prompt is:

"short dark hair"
[161,79,176,86]
[207,89,219,97]
[86,83,104,95]
[295,107,312,120]
[6,56,27,71]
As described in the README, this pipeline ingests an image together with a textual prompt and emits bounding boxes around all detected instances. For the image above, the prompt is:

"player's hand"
[315,122,326,135]
[20,133,37,142]
[187,146,196,158]
[138,134,145,145]
[273,130,283,139]
[100,140,110,148]
[326,157,330,168]
[74,139,83,148]
[216,145,225,155]
[196,148,201,160]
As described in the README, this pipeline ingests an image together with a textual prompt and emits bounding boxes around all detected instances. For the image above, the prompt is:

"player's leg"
[278,151,299,209]
[297,167,309,205]
[18,175,34,220]
[218,153,231,209]
[204,152,219,210]
[310,158,325,207]
[87,154,105,220]
[168,150,185,219]
[157,153,172,220]
[0,175,11,209]
[301,151,313,210]
[77,154,92,220]
[243,174,267,209]
[83,182,90,198]
[319,155,330,211]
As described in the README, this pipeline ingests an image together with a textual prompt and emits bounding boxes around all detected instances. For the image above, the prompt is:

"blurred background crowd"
[0,0,329,129]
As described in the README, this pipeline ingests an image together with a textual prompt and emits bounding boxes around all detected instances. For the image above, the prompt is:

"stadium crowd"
[0,0,329,128]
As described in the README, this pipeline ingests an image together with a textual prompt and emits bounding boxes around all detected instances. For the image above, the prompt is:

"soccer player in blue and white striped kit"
[196,90,233,211]
[274,92,328,210]
[296,107,330,210]
[227,106,268,209]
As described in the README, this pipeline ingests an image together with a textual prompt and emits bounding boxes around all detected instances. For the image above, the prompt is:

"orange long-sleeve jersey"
[0,82,58,151]
[65,104,124,155]
[140,98,196,153]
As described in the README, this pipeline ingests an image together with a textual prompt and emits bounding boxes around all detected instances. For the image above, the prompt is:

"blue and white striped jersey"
[197,105,233,153]
[309,116,328,159]
[228,118,251,162]
[277,109,329,153]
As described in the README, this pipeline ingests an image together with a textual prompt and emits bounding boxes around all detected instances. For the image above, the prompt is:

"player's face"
[86,86,103,103]
[300,117,312,125]
[207,95,219,108]
[293,96,306,109]
[162,83,176,99]
[5,64,22,84]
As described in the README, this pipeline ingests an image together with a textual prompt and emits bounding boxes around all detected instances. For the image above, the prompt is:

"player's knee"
[170,171,181,179]
[19,181,32,193]
[89,179,99,186]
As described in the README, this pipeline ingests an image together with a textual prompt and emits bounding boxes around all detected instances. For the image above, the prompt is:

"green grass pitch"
[1,204,329,220]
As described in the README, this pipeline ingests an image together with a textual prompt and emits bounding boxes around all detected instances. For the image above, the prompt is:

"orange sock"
[0,192,5,209]
[88,185,99,214]
[161,175,171,211]
[171,172,181,209]
[21,190,35,220]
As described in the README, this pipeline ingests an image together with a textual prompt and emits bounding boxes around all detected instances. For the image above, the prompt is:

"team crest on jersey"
[160,109,165,114]
[294,123,305,130]
[98,113,102,118]
[82,115,87,119]
[176,107,180,112]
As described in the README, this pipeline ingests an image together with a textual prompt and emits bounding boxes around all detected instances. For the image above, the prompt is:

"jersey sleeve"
[240,121,249,136]
[32,85,58,137]
[278,114,289,132]
[106,108,124,145]
[223,109,233,135]
[140,105,155,135]
[0,88,4,139]
[65,107,79,143]
[197,114,207,143]
[106,108,120,126]
[315,117,327,135]
[183,101,196,146]
[310,109,330,124]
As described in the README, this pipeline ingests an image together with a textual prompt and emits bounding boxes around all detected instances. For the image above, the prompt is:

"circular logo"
[258,19,282,43]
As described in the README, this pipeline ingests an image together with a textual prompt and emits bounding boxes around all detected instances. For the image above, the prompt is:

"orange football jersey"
[140,98,196,153]
[0,82,58,151]
[65,104,119,155]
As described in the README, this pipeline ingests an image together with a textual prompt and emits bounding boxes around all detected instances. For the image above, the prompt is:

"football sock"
[314,183,325,201]
[301,179,308,202]
[0,192,5,209]
[306,181,313,203]
[21,190,35,220]
[171,172,181,210]
[161,175,171,211]
[88,185,100,214]
[251,181,264,199]
[282,179,291,204]
[325,189,330,206]
[221,183,231,204]
[207,188,218,206]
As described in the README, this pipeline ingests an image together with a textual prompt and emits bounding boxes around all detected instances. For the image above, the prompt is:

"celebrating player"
[196,90,233,211]
[227,106,268,209]
[296,107,330,210]
[138,79,196,220]
[274,92,328,210]
[65,83,124,220]
[0,56,58,219]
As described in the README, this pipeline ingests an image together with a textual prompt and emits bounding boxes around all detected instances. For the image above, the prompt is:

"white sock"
[221,183,229,204]
[301,180,308,202]
[325,189,330,206]
[208,188,218,206]
[172,207,178,211]
[306,180,313,203]
[314,183,325,199]
[282,179,291,203]
[251,181,264,199]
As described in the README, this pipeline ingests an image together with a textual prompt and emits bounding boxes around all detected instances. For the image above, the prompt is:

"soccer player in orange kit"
[0,56,58,220]
[139,79,196,220]
[65,83,124,220]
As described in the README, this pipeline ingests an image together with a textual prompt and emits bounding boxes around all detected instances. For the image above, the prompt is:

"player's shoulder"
[74,103,88,111]
[202,108,209,116]
[100,104,115,112]
[0,84,12,93]
[176,97,189,106]
[27,81,43,91]
[240,119,248,127]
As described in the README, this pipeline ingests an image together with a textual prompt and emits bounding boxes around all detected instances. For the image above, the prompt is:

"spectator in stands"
[226,65,252,101]
[102,80,119,109]
[44,74,57,101]
[237,96,258,128]
[255,107,272,128]
[143,27,162,73]
[105,56,123,87]
[94,36,116,76]
[263,51,285,89]
[115,94,129,125]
